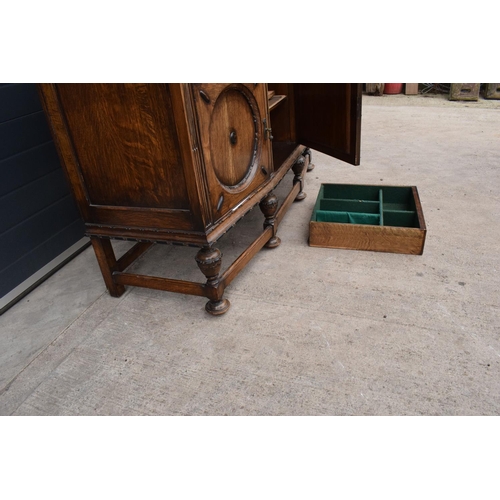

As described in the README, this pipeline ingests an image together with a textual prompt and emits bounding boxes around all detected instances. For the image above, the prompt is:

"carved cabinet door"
[191,83,273,224]
[293,83,362,165]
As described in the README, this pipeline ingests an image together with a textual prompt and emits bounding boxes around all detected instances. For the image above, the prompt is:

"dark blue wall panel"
[0,142,61,196]
[0,83,86,305]
[0,83,42,123]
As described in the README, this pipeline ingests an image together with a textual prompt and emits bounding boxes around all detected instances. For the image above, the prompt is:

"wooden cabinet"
[38,83,361,315]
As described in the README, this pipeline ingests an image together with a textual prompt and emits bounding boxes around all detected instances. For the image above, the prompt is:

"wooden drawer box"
[309,184,426,255]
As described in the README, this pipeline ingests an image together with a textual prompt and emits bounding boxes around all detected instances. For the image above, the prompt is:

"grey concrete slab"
[0,240,133,394]
[1,95,499,415]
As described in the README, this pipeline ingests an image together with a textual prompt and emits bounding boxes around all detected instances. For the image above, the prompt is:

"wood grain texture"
[39,83,362,313]
[172,84,212,229]
[268,94,287,112]
[38,84,203,237]
[205,143,304,245]
[87,205,194,232]
[294,83,362,165]
[113,272,206,297]
[191,84,273,222]
[209,87,257,185]
[54,84,190,209]
[309,221,426,255]
[86,225,210,246]
[412,186,426,231]
[90,237,125,296]
[37,84,92,220]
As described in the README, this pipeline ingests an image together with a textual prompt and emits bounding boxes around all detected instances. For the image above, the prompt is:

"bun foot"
[294,191,307,201]
[205,298,230,316]
[265,236,281,248]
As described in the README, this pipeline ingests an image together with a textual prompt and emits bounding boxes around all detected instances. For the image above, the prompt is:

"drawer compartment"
[309,183,426,255]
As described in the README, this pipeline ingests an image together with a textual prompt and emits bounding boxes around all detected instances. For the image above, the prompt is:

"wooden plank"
[412,186,427,231]
[91,238,125,297]
[405,84,419,95]
[295,84,362,165]
[309,221,426,255]
[86,224,210,246]
[267,90,275,99]
[269,94,287,112]
[113,272,206,297]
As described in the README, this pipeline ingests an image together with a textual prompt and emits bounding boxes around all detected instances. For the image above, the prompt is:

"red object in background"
[384,83,404,94]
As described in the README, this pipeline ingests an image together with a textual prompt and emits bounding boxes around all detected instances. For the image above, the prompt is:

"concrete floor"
[1,94,499,415]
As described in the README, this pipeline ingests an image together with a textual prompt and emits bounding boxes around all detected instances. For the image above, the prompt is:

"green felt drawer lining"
[319,199,379,213]
[316,210,381,225]
[382,210,419,228]
[313,185,419,228]
[322,184,380,201]
[321,186,416,210]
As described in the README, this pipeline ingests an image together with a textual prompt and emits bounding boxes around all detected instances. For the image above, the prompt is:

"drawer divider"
[379,189,384,226]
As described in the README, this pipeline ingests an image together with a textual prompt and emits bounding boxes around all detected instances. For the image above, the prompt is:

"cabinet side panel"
[55,84,190,209]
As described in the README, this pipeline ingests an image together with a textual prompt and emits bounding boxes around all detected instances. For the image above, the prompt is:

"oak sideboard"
[38,83,361,315]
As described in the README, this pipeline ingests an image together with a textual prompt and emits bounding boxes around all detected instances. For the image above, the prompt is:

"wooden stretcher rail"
[113,272,207,297]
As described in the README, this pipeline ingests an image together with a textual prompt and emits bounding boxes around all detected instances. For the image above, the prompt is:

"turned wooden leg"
[195,246,230,315]
[259,192,281,248]
[292,156,307,201]
[304,148,315,172]
[90,237,126,297]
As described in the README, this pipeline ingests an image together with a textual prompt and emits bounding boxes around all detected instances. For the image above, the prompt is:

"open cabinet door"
[294,83,361,165]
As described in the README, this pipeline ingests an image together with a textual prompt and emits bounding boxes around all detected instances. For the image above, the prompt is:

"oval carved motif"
[209,87,258,188]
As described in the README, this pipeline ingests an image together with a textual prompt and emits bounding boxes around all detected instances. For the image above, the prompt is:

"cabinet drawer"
[309,183,426,255]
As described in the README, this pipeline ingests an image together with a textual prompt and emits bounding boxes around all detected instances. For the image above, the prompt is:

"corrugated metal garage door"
[0,83,88,314]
